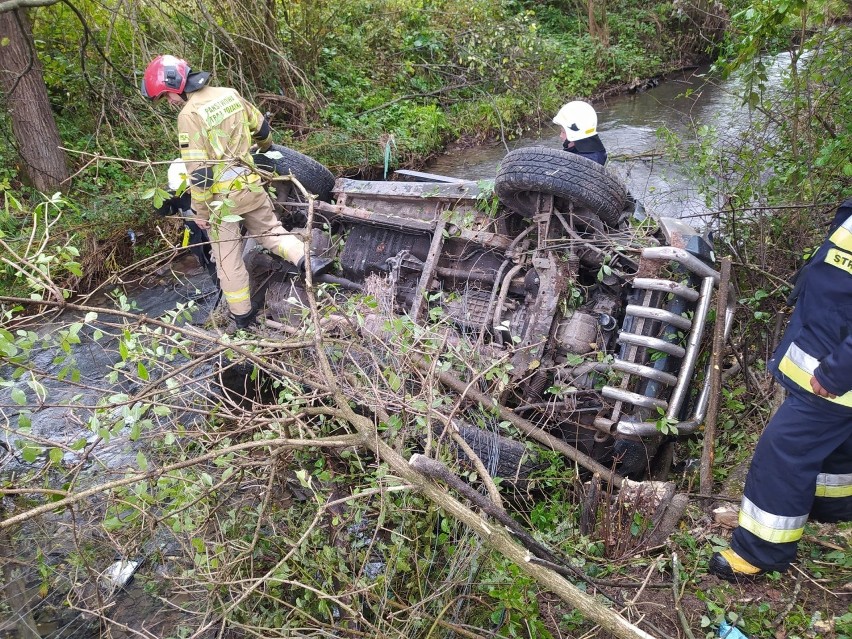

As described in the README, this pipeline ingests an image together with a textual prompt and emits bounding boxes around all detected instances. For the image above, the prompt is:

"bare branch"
[0,0,59,12]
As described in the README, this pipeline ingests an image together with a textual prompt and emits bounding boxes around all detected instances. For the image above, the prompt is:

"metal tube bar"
[665,276,715,420]
[616,333,687,358]
[625,305,693,331]
[611,360,678,386]
[601,387,668,410]
[631,278,700,302]
[690,301,738,423]
[616,418,702,437]
[641,247,720,283]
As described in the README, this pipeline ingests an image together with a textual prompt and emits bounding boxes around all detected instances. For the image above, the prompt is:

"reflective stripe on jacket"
[177,86,268,216]
[829,212,852,252]
[777,342,852,407]
[768,199,852,412]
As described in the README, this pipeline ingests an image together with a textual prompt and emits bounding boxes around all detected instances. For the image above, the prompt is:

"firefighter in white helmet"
[553,100,607,166]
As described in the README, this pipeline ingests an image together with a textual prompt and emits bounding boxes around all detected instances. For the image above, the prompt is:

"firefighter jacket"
[563,134,607,166]
[176,86,273,218]
[768,198,852,413]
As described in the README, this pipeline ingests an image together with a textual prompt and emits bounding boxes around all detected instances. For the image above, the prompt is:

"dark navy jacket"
[563,134,607,166]
[768,198,852,413]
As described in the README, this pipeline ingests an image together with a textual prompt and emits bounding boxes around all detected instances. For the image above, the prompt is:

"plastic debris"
[719,621,749,639]
[101,559,140,589]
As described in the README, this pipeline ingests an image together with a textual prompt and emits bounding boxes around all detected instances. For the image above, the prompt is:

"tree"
[0,6,69,193]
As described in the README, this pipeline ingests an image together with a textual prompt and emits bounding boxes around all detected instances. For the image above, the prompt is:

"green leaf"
[137,362,149,381]
[49,447,63,464]
[22,444,41,463]
[384,368,401,392]
[136,451,148,471]
[11,387,26,405]
[65,262,83,277]
[154,187,171,208]
[220,214,243,223]
[103,516,123,531]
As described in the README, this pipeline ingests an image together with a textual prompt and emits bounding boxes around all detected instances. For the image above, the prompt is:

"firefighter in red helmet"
[141,55,331,328]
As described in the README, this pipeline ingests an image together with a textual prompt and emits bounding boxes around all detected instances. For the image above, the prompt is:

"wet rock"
[713,505,739,528]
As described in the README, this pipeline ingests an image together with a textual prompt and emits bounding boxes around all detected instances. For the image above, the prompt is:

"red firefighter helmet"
[141,55,190,100]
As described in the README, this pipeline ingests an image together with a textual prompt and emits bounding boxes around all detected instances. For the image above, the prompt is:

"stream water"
[0,57,792,639]
[427,58,787,222]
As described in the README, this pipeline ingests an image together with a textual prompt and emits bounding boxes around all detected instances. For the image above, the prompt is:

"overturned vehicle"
[244,145,733,480]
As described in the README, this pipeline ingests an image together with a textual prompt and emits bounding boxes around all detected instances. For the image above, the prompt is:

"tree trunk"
[0,9,69,193]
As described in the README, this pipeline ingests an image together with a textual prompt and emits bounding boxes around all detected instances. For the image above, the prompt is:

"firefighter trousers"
[732,392,852,571]
[209,187,305,316]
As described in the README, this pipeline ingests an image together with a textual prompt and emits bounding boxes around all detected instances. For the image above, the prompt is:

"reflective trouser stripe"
[211,187,305,316]
[816,472,852,498]
[829,214,852,252]
[777,342,852,407]
[224,287,251,305]
[739,497,807,544]
[732,395,851,570]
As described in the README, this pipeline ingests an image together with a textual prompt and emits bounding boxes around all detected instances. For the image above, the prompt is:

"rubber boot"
[708,549,767,582]
[232,306,259,329]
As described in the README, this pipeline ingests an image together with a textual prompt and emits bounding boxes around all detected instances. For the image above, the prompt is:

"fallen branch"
[0,434,363,530]
[422,361,626,487]
[410,453,609,595]
[701,256,732,494]
[671,553,696,639]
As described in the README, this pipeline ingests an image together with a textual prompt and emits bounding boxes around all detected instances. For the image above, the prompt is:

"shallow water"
[1,54,796,639]
[427,53,791,222]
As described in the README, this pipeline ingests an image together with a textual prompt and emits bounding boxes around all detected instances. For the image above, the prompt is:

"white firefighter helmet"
[167,158,188,191]
[553,101,598,142]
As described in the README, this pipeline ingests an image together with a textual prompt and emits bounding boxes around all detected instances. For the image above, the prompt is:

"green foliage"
[480,560,554,638]
[680,3,851,209]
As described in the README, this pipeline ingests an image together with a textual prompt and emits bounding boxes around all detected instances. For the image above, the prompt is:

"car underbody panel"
[247,146,734,480]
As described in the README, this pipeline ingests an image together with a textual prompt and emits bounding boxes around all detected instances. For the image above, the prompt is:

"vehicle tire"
[454,422,543,490]
[252,144,336,203]
[494,146,626,226]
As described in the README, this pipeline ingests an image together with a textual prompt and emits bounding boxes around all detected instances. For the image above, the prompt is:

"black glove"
[154,189,192,216]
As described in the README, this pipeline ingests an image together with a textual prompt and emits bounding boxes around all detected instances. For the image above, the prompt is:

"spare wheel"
[252,144,336,203]
[495,146,626,226]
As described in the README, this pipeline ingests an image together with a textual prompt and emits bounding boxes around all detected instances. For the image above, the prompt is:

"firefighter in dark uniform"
[710,198,852,580]
[141,55,330,328]
[553,101,608,166]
